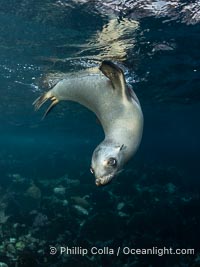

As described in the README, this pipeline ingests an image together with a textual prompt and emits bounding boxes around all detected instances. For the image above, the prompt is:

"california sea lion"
[33,60,143,186]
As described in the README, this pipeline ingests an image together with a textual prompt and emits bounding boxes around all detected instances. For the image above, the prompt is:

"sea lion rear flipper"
[33,91,59,120]
[99,60,128,100]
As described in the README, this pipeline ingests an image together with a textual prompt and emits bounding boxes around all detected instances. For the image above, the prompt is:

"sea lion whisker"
[116,169,124,176]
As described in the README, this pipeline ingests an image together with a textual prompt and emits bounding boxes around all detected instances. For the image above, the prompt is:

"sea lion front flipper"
[33,91,59,120]
[99,60,129,101]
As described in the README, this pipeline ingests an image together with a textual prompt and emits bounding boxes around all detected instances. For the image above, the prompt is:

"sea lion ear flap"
[120,144,126,151]
[99,60,128,100]
[115,144,126,152]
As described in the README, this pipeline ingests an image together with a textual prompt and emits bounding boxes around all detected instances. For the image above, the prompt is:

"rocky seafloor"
[0,164,199,267]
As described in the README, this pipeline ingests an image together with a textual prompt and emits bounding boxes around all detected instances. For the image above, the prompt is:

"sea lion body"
[34,61,143,186]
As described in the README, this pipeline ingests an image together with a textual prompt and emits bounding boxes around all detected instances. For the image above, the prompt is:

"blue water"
[0,1,200,267]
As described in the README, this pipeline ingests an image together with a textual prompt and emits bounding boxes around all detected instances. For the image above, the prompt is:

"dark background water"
[0,1,200,267]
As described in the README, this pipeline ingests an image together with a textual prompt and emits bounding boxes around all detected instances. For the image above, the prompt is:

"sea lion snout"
[95,174,114,186]
[95,178,102,186]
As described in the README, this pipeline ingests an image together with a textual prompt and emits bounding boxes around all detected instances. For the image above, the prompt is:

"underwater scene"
[0,1,200,266]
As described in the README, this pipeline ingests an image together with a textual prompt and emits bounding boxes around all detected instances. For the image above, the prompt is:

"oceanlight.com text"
[49,246,195,256]
[122,246,195,256]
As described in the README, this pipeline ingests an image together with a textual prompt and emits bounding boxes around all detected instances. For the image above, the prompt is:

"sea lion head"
[90,141,125,186]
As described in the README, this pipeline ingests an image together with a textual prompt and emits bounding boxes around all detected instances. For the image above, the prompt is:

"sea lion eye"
[107,157,117,167]
[90,167,94,174]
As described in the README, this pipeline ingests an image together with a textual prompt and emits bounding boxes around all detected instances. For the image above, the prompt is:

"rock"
[73,205,89,216]
[62,199,68,206]
[117,202,125,210]
[6,243,16,254]
[0,245,4,253]
[0,210,10,224]
[118,211,129,217]
[26,182,41,200]
[15,241,25,251]
[71,196,90,208]
[53,186,66,196]
[10,173,25,184]
[165,183,176,194]
[9,238,16,244]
